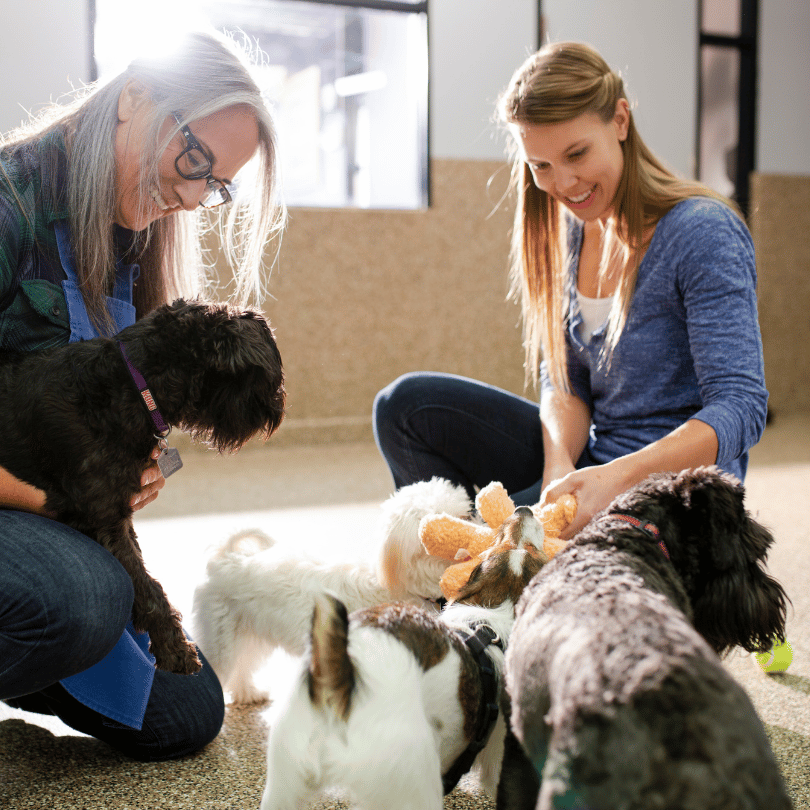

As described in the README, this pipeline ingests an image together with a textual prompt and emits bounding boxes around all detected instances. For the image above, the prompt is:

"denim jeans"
[373,371,547,506]
[0,510,224,761]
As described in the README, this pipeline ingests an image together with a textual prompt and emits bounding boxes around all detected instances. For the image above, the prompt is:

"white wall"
[428,0,538,160]
[0,0,90,132]
[430,0,810,178]
[542,0,810,178]
[541,0,698,178]
[757,1,810,175]
[0,0,806,178]
[427,0,700,174]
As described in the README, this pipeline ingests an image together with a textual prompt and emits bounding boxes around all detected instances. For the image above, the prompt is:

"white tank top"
[576,289,614,343]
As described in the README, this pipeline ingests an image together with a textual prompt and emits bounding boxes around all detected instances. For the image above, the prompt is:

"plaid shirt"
[0,130,72,352]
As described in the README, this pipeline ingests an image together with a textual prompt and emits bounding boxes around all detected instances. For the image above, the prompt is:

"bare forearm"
[0,454,165,517]
[0,464,49,514]
[602,418,719,492]
[540,389,591,483]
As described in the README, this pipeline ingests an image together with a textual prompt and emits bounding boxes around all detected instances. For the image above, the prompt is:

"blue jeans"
[0,510,224,761]
[373,372,547,506]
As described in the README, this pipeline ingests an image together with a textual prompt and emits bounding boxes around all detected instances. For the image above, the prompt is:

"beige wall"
[197,165,809,452]
[750,173,810,418]
[254,158,527,446]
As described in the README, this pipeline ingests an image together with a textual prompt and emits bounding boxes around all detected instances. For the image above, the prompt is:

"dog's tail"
[219,528,275,558]
[308,594,355,721]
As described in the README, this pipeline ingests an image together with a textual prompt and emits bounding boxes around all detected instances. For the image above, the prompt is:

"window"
[92,0,429,210]
[696,0,758,216]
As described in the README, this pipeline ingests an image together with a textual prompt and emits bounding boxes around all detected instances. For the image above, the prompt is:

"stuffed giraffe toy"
[418,481,577,600]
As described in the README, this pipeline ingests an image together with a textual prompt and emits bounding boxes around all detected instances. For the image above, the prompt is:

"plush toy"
[419,481,577,600]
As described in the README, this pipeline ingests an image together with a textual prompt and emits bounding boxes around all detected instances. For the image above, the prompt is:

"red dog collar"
[610,513,670,560]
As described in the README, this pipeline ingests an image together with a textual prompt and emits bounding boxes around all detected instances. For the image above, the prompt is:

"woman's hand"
[541,459,577,496]
[539,419,720,541]
[540,460,633,541]
[1,449,165,517]
[130,448,166,512]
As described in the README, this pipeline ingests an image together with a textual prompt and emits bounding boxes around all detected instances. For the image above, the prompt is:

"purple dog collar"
[610,513,670,560]
[118,341,169,436]
[118,341,183,479]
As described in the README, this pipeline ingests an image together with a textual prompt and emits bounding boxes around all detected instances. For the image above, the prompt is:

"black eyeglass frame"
[171,114,234,208]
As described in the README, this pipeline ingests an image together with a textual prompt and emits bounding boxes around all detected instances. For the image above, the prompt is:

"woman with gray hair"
[0,30,284,759]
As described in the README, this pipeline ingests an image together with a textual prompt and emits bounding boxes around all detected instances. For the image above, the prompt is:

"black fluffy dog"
[0,299,285,674]
[499,467,791,810]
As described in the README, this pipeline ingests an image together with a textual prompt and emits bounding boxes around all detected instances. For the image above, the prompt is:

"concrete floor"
[2,412,809,809]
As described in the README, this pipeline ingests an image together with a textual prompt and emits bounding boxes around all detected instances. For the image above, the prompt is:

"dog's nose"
[515,506,533,517]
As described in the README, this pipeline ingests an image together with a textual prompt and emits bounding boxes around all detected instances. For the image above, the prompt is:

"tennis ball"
[755,640,793,673]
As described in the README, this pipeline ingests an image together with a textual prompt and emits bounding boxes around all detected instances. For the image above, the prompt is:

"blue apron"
[53,220,156,730]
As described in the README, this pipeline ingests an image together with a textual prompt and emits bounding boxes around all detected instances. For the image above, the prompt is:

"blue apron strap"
[60,622,156,730]
[54,220,153,729]
[54,220,137,341]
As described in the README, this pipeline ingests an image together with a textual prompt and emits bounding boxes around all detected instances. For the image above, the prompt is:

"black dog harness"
[610,513,669,559]
[442,623,503,795]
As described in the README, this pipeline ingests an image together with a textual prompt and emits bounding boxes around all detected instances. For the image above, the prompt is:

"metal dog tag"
[157,446,183,478]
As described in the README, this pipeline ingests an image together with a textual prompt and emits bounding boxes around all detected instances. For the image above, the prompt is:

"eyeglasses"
[172,114,235,209]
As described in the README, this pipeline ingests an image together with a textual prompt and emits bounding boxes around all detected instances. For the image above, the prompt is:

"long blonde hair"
[497,41,735,392]
[1,30,284,332]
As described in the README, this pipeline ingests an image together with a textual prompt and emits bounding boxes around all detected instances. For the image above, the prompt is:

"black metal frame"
[696,0,759,217]
[537,0,544,47]
[300,0,426,11]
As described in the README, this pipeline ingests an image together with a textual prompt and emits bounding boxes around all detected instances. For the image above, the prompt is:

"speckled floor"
[2,413,809,809]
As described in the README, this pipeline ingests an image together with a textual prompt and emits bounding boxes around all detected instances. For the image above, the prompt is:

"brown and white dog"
[260,506,547,810]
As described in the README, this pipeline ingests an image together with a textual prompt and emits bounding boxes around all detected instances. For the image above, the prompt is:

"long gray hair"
[3,29,284,331]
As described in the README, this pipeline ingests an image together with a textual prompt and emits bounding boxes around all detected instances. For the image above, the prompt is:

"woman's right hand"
[541,460,577,496]
[539,465,620,541]
[129,448,166,513]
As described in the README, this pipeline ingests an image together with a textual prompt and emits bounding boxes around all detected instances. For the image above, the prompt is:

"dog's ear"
[204,311,274,375]
[725,513,789,653]
[693,558,788,655]
[195,309,285,452]
[677,467,746,572]
[682,469,790,654]
[454,548,543,608]
[452,558,490,605]
[123,300,285,452]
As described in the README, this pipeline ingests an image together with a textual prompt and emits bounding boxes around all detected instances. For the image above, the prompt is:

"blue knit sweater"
[541,197,768,482]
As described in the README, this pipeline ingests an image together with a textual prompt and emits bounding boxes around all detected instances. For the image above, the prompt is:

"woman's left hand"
[540,419,721,541]
[131,448,166,512]
[540,461,632,541]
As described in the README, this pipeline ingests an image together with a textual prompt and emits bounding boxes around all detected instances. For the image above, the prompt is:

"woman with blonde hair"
[0,30,283,758]
[374,41,766,539]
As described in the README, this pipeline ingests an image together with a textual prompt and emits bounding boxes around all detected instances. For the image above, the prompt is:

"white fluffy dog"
[192,478,473,704]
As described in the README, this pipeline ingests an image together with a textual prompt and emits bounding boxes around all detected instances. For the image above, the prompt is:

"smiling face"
[113,82,260,231]
[510,100,630,222]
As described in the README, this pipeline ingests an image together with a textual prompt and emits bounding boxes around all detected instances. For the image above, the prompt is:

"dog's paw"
[152,640,203,675]
[228,682,270,706]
